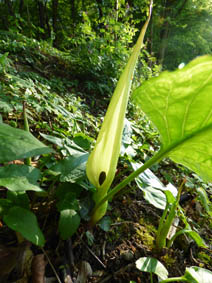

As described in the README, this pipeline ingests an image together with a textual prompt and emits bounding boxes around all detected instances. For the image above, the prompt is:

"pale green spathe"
[86,4,152,204]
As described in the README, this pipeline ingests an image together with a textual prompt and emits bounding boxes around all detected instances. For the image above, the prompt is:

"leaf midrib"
[160,121,212,158]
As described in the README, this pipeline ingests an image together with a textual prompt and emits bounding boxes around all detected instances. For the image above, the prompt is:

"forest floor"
[0,31,211,283]
[1,187,211,283]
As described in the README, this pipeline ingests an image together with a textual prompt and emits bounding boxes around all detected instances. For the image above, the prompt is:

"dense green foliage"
[1,0,212,72]
[0,0,212,282]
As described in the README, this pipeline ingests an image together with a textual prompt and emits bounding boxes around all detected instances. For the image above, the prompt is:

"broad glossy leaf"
[0,164,43,192]
[131,162,177,209]
[73,133,93,151]
[4,206,45,246]
[136,257,168,280]
[183,266,212,283]
[40,133,87,154]
[50,153,88,182]
[0,123,53,162]
[57,192,79,211]
[59,209,81,240]
[7,191,30,209]
[40,133,64,147]
[133,56,212,182]
[0,199,12,216]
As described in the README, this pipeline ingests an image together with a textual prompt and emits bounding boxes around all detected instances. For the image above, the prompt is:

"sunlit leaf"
[183,229,206,248]
[183,266,212,283]
[4,206,45,246]
[50,153,88,182]
[0,164,43,192]
[0,123,53,162]
[131,162,177,209]
[133,55,212,182]
[73,133,93,151]
[136,257,168,280]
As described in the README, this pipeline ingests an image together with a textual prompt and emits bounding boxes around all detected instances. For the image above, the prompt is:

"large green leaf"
[183,266,212,283]
[3,206,45,246]
[133,55,212,182]
[0,123,53,162]
[131,162,177,209]
[136,257,168,280]
[57,192,79,211]
[59,209,81,240]
[0,164,43,192]
[50,153,88,182]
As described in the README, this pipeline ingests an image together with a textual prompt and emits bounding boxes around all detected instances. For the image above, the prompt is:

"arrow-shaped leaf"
[0,123,53,162]
[133,55,212,182]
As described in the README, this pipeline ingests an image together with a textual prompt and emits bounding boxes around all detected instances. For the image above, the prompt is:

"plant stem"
[23,101,31,166]
[150,272,153,283]
[155,178,186,251]
[90,149,165,221]
[155,203,169,249]
[160,277,188,283]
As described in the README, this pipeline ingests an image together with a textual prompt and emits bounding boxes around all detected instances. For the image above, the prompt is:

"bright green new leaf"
[4,206,45,246]
[131,162,177,209]
[133,55,212,182]
[86,1,153,224]
[136,257,168,280]
[183,266,212,283]
[0,123,53,162]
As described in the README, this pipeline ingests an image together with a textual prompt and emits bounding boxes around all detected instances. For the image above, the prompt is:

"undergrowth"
[0,30,211,282]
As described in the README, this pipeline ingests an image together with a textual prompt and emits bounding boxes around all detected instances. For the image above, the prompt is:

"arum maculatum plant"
[86,1,153,226]
[87,2,212,228]
[88,52,212,226]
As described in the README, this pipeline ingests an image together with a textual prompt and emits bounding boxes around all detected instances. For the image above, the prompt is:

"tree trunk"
[70,0,76,23]
[37,0,45,38]
[44,0,51,38]
[19,0,24,15]
[96,0,103,19]
[52,0,59,47]
[5,0,14,16]
[158,0,188,65]
[158,20,169,65]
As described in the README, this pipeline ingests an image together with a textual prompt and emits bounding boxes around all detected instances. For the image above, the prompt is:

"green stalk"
[155,201,177,250]
[90,126,190,225]
[90,149,165,225]
[156,203,169,245]
[23,101,31,166]
[160,277,188,283]
[167,228,186,249]
[150,272,153,283]
[155,179,186,251]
